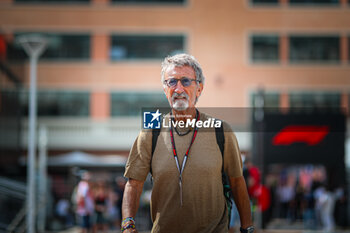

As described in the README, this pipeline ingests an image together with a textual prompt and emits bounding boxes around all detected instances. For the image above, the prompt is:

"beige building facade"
[0,0,349,153]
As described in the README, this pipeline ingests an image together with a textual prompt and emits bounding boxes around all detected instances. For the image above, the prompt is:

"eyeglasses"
[163,77,198,88]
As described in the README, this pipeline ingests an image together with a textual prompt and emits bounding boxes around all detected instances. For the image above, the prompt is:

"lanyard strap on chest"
[169,110,200,175]
[169,110,200,206]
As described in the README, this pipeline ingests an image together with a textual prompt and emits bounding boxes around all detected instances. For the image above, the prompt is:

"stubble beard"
[171,92,190,111]
[172,99,189,111]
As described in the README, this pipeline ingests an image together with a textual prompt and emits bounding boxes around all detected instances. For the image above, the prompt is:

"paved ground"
[55,218,350,233]
[57,226,350,233]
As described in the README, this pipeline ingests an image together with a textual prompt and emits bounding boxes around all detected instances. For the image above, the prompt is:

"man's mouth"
[174,97,187,100]
[172,93,190,111]
[172,93,189,104]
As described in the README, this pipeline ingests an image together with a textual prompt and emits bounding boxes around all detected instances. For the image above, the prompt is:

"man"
[122,53,254,233]
[75,171,94,233]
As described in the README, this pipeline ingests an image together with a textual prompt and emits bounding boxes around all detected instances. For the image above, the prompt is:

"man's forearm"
[230,176,253,228]
[122,178,144,219]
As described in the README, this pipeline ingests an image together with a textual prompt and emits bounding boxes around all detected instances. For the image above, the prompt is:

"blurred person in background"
[291,183,305,222]
[76,171,94,233]
[55,198,74,228]
[114,176,126,228]
[315,185,343,231]
[122,53,254,233]
[105,185,118,230]
[334,186,347,229]
[302,186,316,229]
[245,158,260,199]
[93,180,108,233]
[311,167,326,228]
[0,33,6,61]
[245,158,271,227]
[277,175,295,222]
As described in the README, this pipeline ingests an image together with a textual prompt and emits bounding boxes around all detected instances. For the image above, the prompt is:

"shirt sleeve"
[223,122,243,178]
[124,130,152,181]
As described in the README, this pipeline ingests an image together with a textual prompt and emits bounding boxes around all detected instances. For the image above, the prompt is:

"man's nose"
[174,80,185,93]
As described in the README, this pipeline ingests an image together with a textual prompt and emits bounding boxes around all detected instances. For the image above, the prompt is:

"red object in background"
[0,35,6,60]
[253,185,271,212]
[272,125,329,146]
[248,166,260,196]
[247,166,271,212]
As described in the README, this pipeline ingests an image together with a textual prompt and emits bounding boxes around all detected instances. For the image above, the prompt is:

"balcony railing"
[20,117,141,150]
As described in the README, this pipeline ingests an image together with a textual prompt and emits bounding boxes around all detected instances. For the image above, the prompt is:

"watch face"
[240,226,255,233]
[247,226,255,233]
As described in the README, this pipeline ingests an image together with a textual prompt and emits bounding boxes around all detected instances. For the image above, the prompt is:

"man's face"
[163,65,203,111]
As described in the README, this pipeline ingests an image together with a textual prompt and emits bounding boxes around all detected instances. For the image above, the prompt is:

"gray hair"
[161,53,205,85]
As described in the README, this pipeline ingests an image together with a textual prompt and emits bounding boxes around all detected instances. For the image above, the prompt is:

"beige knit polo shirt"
[124,112,243,233]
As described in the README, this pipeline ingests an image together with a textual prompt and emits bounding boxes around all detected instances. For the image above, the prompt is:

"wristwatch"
[240,226,255,233]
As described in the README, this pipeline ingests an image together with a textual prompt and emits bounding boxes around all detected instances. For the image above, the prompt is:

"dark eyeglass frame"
[163,77,199,88]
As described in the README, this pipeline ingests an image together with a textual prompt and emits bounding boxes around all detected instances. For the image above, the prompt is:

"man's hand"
[123,229,138,233]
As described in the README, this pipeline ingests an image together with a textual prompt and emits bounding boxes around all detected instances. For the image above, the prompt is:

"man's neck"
[172,108,196,122]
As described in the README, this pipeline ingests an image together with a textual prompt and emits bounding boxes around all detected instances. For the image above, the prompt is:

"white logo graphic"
[143,109,162,129]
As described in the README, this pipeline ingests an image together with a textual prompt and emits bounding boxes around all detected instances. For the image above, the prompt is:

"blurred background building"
[0,0,349,232]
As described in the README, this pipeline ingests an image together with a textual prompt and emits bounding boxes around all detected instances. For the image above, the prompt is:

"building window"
[17,89,90,117]
[289,0,339,5]
[111,0,184,3]
[251,92,280,112]
[7,33,90,61]
[289,36,340,63]
[111,92,169,116]
[251,35,280,63]
[289,92,341,113]
[110,35,185,61]
[15,0,89,3]
[250,0,279,5]
[0,89,21,117]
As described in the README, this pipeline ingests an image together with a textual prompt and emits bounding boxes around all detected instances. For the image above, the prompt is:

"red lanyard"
[169,110,200,206]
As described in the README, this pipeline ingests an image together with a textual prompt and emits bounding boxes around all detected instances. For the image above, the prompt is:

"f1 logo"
[143,109,162,129]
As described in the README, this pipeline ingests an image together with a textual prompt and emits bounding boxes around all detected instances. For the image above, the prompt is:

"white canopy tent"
[48,151,127,167]
[20,150,127,167]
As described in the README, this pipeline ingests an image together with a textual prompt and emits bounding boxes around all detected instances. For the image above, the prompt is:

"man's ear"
[196,83,204,98]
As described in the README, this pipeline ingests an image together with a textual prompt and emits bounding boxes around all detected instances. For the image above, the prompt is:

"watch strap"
[240,226,254,233]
